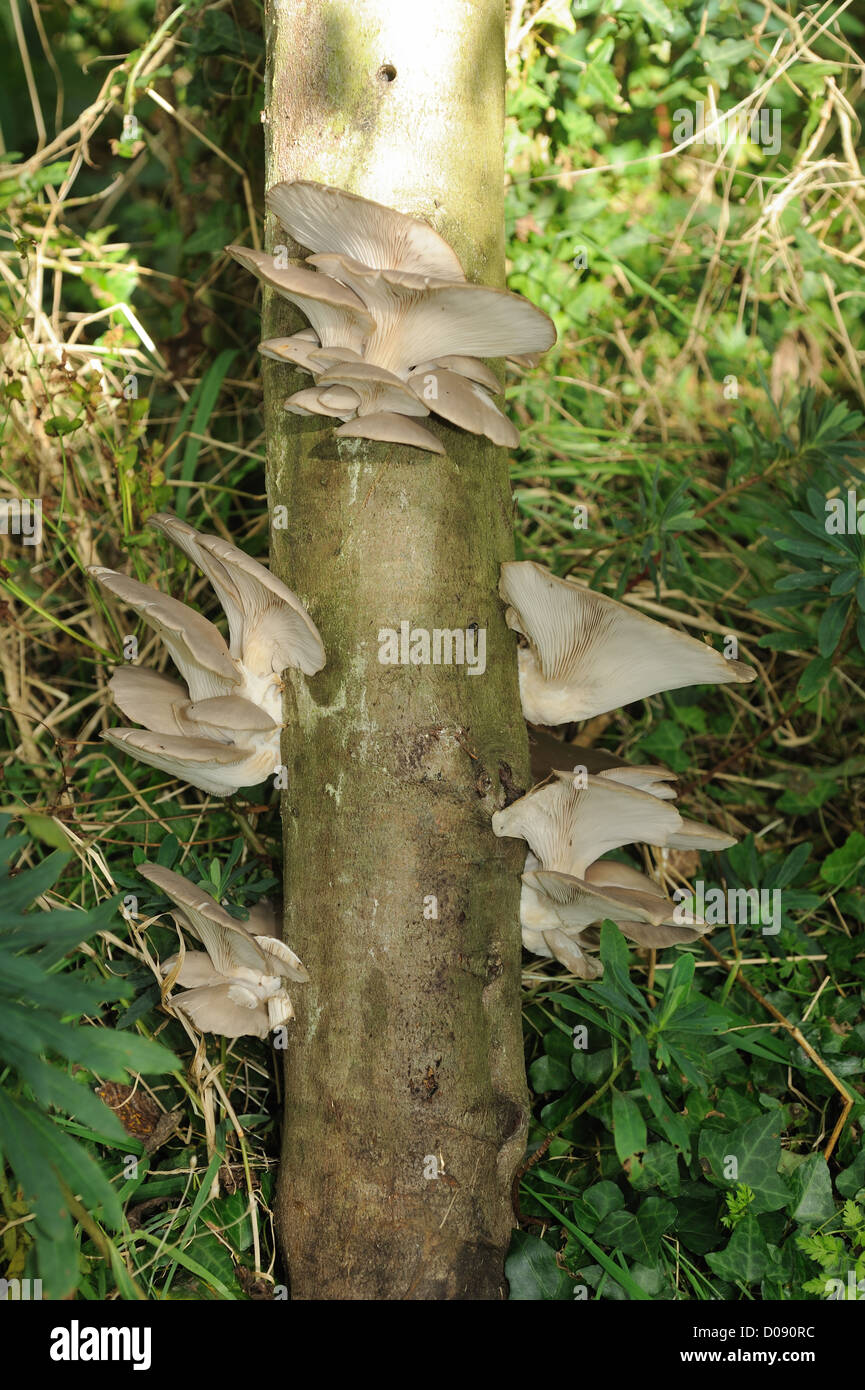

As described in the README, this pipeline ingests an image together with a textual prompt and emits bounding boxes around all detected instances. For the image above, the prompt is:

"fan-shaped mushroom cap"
[167,982,273,1039]
[226,244,373,355]
[413,355,501,393]
[266,179,467,282]
[584,860,708,944]
[306,252,555,378]
[104,728,253,797]
[335,412,445,454]
[522,865,667,931]
[284,387,352,419]
[317,360,430,418]
[258,335,322,372]
[108,667,195,735]
[597,765,679,800]
[140,861,308,1008]
[492,772,683,879]
[500,561,756,725]
[160,950,220,989]
[186,695,277,734]
[88,566,239,700]
[306,346,364,370]
[147,513,325,678]
[407,368,518,447]
[665,819,737,852]
[315,385,362,414]
[537,928,604,980]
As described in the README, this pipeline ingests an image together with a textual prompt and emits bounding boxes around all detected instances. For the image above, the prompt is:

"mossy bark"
[263,0,529,1299]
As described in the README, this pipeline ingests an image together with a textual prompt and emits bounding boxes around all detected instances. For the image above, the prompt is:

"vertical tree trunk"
[262,0,529,1299]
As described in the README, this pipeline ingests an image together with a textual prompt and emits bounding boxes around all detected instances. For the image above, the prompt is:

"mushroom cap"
[665,818,737,852]
[306,346,364,370]
[492,771,683,880]
[266,179,467,282]
[597,765,679,801]
[160,950,220,989]
[103,728,254,797]
[186,694,278,734]
[284,387,352,419]
[88,565,239,700]
[147,513,325,678]
[138,862,305,980]
[258,335,322,372]
[413,355,501,393]
[500,560,756,725]
[335,412,445,454]
[169,982,272,1039]
[317,360,430,418]
[306,252,555,377]
[522,866,667,930]
[316,385,362,413]
[225,244,373,354]
[108,667,195,736]
[407,368,518,447]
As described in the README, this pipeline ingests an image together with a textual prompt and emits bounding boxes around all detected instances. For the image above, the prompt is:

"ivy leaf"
[506,1230,572,1300]
[789,1154,836,1224]
[706,1215,770,1284]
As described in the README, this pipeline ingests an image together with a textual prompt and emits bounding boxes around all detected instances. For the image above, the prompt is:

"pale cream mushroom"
[317,360,431,419]
[258,333,322,372]
[306,252,554,380]
[139,863,307,1040]
[266,179,467,282]
[412,355,501,393]
[225,245,373,356]
[335,412,445,455]
[284,387,354,419]
[500,560,756,725]
[665,819,737,852]
[492,772,683,879]
[88,514,324,797]
[407,367,518,447]
[494,773,714,975]
[230,181,554,452]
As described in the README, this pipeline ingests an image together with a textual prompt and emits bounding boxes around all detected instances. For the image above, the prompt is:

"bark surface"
[263,0,530,1299]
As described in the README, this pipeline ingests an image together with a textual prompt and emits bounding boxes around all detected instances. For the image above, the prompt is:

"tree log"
[263,0,529,1299]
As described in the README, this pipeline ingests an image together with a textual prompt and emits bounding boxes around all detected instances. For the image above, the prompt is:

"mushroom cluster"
[139,863,307,1039]
[89,513,324,797]
[497,560,756,977]
[226,180,556,454]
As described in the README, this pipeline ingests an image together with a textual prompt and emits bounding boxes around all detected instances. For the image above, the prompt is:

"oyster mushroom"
[88,513,324,796]
[139,863,307,1039]
[500,560,756,725]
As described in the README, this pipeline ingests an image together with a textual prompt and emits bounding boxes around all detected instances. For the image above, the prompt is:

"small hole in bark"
[377,64,397,84]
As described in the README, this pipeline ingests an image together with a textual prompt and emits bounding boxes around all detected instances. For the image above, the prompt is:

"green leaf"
[629,1142,681,1195]
[817,596,849,657]
[820,831,865,887]
[698,1113,791,1213]
[611,1091,647,1164]
[505,1230,572,1300]
[530,1053,574,1093]
[789,1155,836,1224]
[797,657,833,702]
[583,1181,625,1223]
[706,1215,769,1284]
